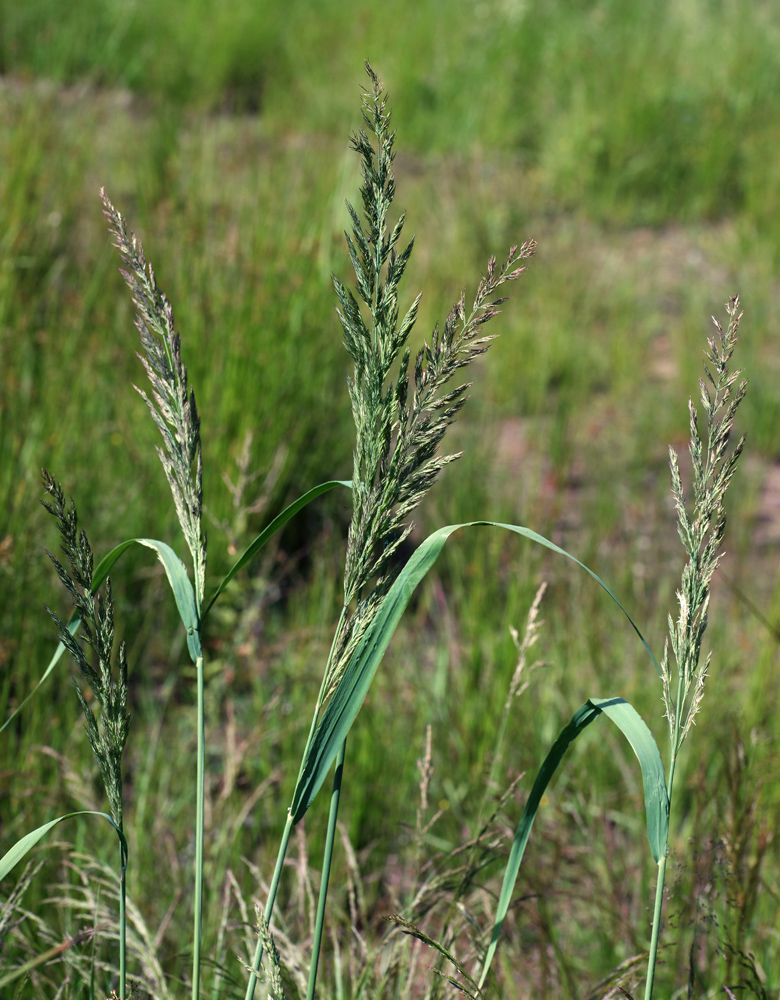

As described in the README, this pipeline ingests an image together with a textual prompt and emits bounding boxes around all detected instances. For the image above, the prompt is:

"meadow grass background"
[1,0,779,996]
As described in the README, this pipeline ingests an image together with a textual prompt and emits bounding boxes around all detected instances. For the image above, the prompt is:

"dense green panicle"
[661,297,746,748]
[100,190,207,612]
[326,63,535,702]
[42,472,130,829]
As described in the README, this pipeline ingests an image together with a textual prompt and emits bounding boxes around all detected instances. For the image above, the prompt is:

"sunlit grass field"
[1,0,779,996]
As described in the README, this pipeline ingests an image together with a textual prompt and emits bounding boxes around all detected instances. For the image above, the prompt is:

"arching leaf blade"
[1,617,79,733]
[91,538,139,590]
[1,539,142,733]
[478,701,601,988]
[478,696,669,988]
[289,524,461,822]
[4,537,200,733]
[202,480,352,619]
[591,696,669,863]
[0,811,128,883]
[290,520,657,823]
[135,538,201,660]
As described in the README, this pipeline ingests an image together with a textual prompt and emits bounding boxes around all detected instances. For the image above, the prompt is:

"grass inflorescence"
[101,191,207,612]
[41,470,131,996]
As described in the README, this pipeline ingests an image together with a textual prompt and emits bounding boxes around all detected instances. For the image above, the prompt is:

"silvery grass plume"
[661,296,747,752]
[41,471,130,830]
[100,190,206,611]
[325,63,535,703]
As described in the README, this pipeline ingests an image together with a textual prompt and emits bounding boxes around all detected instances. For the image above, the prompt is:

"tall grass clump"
[0,63,750,1000]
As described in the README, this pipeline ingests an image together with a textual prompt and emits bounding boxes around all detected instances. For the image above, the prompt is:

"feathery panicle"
[325,63,535,701]
[662,296,746,750]
[42,471,130,829]
[100,190,206,610]
[507,580,547,706]
[253,907,286,1000]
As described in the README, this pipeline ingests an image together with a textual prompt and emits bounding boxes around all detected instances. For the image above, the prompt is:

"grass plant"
[41,471,132,997]
[0,60,769,1000]
[646,298,746,1000]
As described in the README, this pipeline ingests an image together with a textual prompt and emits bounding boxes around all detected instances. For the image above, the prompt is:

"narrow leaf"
[5,537,200,732]
[591,697,669,862]
[290,521,658,822]
[203,480,352,618]
[1,537,143,732]
[0,617,79,733]
[478,697,668,988]
[135,538,201,660]
[0,811,128,883]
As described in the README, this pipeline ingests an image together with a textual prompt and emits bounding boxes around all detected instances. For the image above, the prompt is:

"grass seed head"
[324,64,535,705]
[663,297,747,750]
[42,471,130,829]
[101,190,206,610]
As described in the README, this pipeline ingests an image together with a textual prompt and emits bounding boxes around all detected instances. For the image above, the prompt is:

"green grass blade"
[289,520,657,823]
[2,535,200,729]
[478,696,669,989]
[0,617,80,733]
[135,538,201,661]
[478,702,600,987]
[1,538,142,733]
[91,538,139,590]
[591,697,669,863]
[0,810,128,882]
[202,480,352,619]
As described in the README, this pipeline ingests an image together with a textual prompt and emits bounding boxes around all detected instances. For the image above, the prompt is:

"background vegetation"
[1,0,778,996]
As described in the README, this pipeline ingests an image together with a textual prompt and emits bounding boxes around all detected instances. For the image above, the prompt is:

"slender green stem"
[119,839,126,999]
[644,747,679,1000]
[306,739,346,1000]
[644,855,666,1000]
[245,607,348,1000]
[192,653,205,1000]
[245,812,295,1000]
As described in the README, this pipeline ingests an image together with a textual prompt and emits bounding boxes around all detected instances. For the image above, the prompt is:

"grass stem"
[644,855,666,1000]
[119,841,126,999]
[306,739,346,1000]
[192,653,205,1000]
[245,812,295,1000]
[645,713,680,1000]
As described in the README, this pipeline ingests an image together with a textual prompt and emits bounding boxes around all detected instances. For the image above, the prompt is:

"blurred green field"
[1,1,779,997]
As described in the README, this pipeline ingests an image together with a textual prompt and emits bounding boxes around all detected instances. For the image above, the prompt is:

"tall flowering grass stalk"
[101,192,208,1000]
[245,62,534,1000]
[42,472,131,998]
[645,297,747,999]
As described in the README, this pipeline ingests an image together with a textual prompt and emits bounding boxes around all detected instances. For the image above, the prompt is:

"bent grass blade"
[202,480,352,619]
[3,480,354,734]
[478,697,669,989]
[290,520,659,824]
[2,538,198,732]
[0,810,128,883]
[0,616,80,734]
